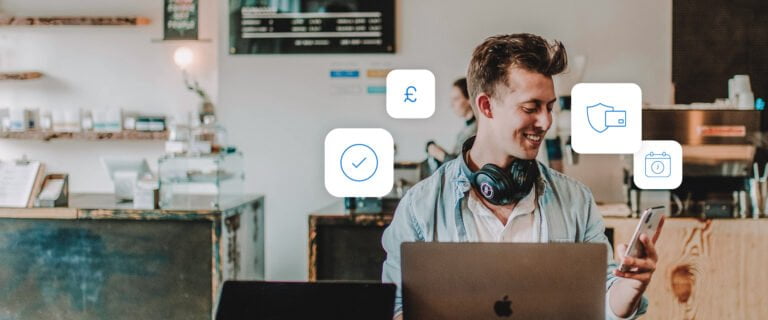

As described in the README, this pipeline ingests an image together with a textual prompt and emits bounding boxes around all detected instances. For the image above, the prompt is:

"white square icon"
[633,140,683,190]
[571,83,642,154]
[325,128,394,197]
[386,69,435,119]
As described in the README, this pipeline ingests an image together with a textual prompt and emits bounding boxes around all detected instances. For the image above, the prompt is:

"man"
[382,33,661,320]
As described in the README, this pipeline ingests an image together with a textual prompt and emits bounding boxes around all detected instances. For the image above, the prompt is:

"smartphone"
[619,206,664,272]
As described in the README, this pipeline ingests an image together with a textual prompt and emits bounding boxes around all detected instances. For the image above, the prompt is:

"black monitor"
[216,281,396,319]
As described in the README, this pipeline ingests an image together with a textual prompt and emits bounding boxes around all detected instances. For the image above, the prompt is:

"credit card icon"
[605,110,627,127]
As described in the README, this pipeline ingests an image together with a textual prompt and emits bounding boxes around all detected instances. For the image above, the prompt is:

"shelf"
[150,38,213,43]
[0,16,151,26]
[0,72,43,80]
[0,130,168,142]
[162,172,238,184]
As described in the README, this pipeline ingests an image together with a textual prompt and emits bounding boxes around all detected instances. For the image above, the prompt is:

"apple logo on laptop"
[494,295,513,317]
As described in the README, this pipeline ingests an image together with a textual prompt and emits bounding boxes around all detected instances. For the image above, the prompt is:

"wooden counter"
[309,201,396,281]
[309,214,391,281]
[0,193,265,320]
[605,218,768,319]
[308,205,768,318]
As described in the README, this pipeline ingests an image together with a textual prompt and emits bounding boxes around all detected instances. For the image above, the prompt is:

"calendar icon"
[634,141,681,190]
[644,151,671,177]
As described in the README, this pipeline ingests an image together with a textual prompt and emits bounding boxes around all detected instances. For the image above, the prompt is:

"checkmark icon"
[327,130,393,195]
[337,143,380,183]
[352,157,367,168]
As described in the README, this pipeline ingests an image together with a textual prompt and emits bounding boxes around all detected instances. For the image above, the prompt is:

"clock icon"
[651,161,665,174]
[339,144,379,182]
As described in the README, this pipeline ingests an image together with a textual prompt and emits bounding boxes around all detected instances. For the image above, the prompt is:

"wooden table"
[0,193,264,320]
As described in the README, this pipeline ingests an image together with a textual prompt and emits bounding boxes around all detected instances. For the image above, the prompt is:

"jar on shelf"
[165,113,192,155]
[81,110,93,131]
[39,109,52,131]
[189,114,227,154]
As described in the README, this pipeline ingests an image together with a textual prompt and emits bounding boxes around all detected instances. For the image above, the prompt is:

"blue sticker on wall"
[330,70,360,78]
[367,86,386,94]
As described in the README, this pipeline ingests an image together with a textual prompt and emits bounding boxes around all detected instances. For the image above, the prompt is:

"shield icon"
[587,103,617,133]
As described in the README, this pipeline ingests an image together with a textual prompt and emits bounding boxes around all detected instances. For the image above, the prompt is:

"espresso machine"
[632,109,762,218]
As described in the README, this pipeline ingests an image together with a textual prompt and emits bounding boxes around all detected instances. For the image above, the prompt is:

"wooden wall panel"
[605,218,768,319]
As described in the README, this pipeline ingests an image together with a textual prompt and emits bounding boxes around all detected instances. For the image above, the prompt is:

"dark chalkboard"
[228,0,395,54]
[673,0,768,104]
[164,0,198,40]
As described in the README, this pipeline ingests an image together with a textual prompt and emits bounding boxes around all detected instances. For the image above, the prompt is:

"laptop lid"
[401,242,606,320]
[216,281,395,320]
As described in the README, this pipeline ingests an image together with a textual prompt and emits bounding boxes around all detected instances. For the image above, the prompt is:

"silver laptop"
[401,243,606,320]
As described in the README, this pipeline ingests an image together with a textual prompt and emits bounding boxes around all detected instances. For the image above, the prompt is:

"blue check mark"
[352,157,367,168]
[340,144,379,182]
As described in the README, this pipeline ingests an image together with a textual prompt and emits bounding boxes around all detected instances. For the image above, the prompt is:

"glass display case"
[158,152,244,209]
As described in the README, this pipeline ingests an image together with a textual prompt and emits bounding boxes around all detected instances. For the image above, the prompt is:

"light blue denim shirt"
[381,154,648,319]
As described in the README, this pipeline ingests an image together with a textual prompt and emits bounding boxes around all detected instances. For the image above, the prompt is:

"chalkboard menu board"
[229,0,395,54]
[673,0,768,104]
[164,0,198,40]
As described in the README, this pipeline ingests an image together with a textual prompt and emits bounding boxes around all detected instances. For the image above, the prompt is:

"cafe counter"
[309,202,768,319]
[605,217,768,319]
[0,193,265,320]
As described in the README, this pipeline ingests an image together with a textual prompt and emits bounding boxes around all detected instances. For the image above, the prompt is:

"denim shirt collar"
[447,137,552,242]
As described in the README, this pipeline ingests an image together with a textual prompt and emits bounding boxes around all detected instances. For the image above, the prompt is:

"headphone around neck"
[463,137,540,206]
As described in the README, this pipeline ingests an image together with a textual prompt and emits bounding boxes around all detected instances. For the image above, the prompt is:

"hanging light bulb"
[173,46,194,70]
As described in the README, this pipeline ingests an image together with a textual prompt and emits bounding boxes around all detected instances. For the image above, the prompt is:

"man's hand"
[613,216,664,288]
[608,216,665,317]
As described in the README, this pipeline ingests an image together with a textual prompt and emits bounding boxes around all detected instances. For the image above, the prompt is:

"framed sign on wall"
[164,0,198,40]
[229,0,395,54]
[673,0,767,104]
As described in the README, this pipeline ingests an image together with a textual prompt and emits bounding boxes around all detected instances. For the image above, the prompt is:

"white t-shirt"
[467,188,538,243]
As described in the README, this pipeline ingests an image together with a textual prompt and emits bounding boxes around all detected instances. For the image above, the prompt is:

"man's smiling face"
[486,67,556,160]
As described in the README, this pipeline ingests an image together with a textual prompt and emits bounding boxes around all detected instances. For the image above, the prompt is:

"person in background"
[426,78,478,163]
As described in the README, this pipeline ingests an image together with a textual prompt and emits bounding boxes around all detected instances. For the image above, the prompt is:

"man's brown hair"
[467,33,567,112]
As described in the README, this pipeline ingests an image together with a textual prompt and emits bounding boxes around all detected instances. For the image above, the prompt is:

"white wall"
[0,0,218,190]
[0,0,671,281]
[217,0,672,280]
